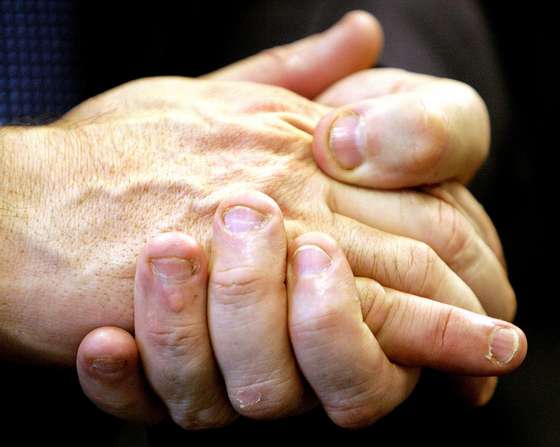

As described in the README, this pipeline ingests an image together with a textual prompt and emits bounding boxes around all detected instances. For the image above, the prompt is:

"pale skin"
[77,192,527,429]
[0,11,526,428]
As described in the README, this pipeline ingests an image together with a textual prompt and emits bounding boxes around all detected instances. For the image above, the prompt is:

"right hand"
[76,192,527,429]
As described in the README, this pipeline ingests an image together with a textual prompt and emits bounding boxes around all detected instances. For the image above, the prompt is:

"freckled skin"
[0,78,337,364]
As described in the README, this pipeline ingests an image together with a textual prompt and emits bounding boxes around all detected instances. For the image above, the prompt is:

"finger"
[208,191,305,419]
[424,182,506,270]
[330,184,515,321]
[320,213,486,316]
[356,278,525,407]
[329,181,513,401]
[134,232,235,430]
[204,11,383,98]
[316,68,434,106]
[313,78,490,188]
[288,232,419,428]
[355,278,527,375]
[76,327,165,424]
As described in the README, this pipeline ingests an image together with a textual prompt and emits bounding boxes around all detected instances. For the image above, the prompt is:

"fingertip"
[473,376,498,407]
[136,232,209,310]
[312,107,367,186]
[213,190,284,237]
[486,324,528,371]
[78,327,138,381]
[340,10,384,63]
[77,327,166,425]
[286,10,384,97]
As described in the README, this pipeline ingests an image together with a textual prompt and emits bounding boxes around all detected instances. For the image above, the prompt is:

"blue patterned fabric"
[0,0,79,124]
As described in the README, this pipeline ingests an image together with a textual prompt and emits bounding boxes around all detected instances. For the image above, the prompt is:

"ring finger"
[134,232,235,429]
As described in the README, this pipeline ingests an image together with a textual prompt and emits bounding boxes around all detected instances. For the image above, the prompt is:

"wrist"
[1,127,26,360]
[0,126,31,276]
[1,124,138,365]
[0,125,42,266]
[0,126,55,363]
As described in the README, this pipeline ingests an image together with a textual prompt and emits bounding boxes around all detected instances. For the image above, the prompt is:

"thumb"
[203,10,383,98]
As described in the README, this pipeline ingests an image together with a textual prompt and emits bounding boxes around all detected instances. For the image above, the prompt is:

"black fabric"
[1,1,557,445]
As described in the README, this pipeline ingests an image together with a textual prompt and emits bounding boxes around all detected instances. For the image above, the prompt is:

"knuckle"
[429,305,456,359]
[431,201,474,268]
[144,323,205,359]
[210,266,269,307]
[238,97,289,114]
[290,304,346,347]
[357,278,387,327]
[408,95,449,173]
[260,45,291,72]
[403,240,441,295]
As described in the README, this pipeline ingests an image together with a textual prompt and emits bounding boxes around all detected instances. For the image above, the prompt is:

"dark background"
[1,1,557,445]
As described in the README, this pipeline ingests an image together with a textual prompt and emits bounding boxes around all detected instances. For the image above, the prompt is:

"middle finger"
[208,191,307,419]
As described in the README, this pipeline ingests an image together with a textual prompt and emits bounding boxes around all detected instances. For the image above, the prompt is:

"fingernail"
[151,257,197,284]
[91,358,127,375]
[223,206,267,233]
[487,327,520,365]
[235,389,263,409]
[294,245,332,276]
[329,112,365,169]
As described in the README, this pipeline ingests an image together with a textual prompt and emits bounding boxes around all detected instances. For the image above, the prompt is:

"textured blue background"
[0,0,79,124]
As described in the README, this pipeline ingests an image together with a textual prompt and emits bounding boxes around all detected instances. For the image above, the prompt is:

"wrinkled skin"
[0,79,317,360]
[0,77,353,362]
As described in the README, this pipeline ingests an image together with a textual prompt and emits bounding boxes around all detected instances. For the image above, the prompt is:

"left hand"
[76,192,526,428]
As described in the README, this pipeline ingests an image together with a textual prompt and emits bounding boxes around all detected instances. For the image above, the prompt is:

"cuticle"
[328,109,365,170]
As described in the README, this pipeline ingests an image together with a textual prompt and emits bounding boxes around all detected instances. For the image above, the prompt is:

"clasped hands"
[0,11,526,429]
